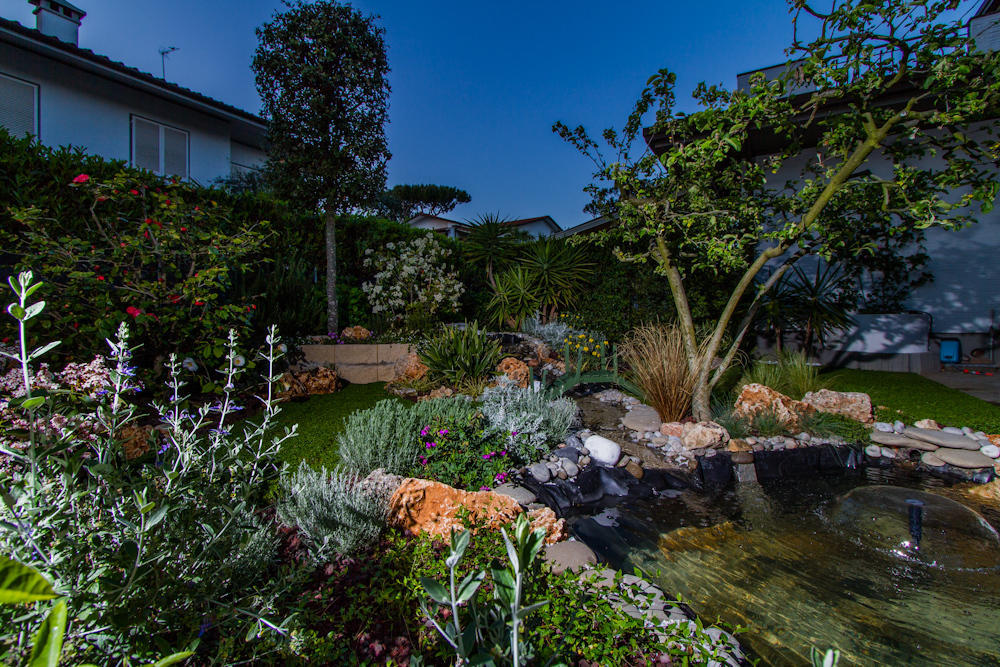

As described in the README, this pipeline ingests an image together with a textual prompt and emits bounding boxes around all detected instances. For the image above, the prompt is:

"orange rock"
[118,424,152,460]
[526,507,567,545]
[340,325,372,341]
[801,389,874,424]
[279,366,340,397]
[734,383,814,429]
[727,438,752,453]
[497,357,530,388]
[393,353,428,381]
[388,478,565,544]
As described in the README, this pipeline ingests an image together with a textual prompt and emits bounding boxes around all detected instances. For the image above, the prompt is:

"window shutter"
[132,118,160,172]
[163,127,188,179]
[0,75,38,137]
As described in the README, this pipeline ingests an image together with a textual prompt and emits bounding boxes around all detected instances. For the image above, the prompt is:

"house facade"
[407,214,561,238]
[0,0,266,185]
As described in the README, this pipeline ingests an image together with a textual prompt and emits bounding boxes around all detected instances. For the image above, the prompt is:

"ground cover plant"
[826,369,1000,433]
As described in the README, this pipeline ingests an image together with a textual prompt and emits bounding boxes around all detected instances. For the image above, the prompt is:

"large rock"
[493,483,537,505]
[392,352,428,381]
[543,540,597,574]
[526,507,567,545]
[921,451,946,467]
[622,404,662,433]
[497,356,530,388]
[935,448,995,469]
[734,383,814,429]
[660,422,685,437]
[681,421,730,449]
[388,478,564,544]
[870,431,938,451]
[801,389,874,424]
[584,434,622,466]
[279,366,340,397]
[903,426,981,451]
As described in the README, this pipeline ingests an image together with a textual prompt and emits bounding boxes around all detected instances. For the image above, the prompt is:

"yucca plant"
[418,322,504,388]
[487,268,541,330]
[519,239,595,322]
[463,213,525,289]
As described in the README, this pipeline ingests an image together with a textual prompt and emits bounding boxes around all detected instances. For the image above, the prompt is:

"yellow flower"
[583,346,589,352]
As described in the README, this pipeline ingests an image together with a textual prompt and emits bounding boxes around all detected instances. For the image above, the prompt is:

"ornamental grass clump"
[619,324,703,422]
[738,350,827,400]
[277,462,390,559]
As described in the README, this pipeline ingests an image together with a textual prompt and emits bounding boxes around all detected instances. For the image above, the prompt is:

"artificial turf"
[824,369,1000,433]
[271,382,401,470]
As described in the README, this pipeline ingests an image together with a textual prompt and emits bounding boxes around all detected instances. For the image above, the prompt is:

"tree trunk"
[324,211,339,334]
[691,380,712,423]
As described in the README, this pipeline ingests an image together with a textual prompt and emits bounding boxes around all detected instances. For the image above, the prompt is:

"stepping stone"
[544,540,597,575]
[935,448,995,469]
[870,431,937,450]
[494,484,537,505]
[622,405,662,433]
[921,451,946,467]
[903,427,981,450]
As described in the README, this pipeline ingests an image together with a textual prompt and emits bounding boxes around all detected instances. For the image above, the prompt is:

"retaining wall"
[299,344,414,384]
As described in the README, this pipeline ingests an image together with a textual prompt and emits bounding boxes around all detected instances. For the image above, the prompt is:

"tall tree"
[557,0,1000,420]
[253,0,390,333]
[376,183,471,221]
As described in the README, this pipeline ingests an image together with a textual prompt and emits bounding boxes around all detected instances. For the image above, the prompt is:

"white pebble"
[980,444,1000,459]
[865,444,882,458]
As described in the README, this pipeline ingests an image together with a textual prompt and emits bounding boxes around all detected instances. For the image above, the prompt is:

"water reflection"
[570,467,1000,666]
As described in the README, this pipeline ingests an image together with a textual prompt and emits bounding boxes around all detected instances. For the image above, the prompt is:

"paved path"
[921,367,1000,405]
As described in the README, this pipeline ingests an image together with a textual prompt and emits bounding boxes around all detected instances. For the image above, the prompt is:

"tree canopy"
[556,0,1000,419]
[376,184,471,221]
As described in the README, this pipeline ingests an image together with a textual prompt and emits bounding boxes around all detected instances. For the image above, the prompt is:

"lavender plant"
[0,270,297,663]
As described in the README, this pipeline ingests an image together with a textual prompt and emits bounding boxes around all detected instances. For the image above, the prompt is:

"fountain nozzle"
[906,498,925,547]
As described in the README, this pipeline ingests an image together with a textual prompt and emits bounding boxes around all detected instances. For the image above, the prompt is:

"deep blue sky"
[6,0,800,228]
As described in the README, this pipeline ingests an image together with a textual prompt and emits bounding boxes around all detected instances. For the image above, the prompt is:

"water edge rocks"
[584,434,622,466]
[903,427,982,450]
[935,448,995,469]
[801,388,874,424]
[622,404,662,433]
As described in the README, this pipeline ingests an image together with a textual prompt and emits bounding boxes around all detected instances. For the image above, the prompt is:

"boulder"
[528,462,551,483]
[727,438,752,453]
[584,434,622,466]
[388,478,564,544]
[935,448,995,469]
[624,460,644,479]
[903,426,981,451]
[497,357,530,388]
[734,383,814,429]
[622,405,662,433]
[920,451,946,467]
[422,386,455,401]
[544,540,597,574]
[340,325,373,341]
[914,419,941,430]
[681,421,730,449]
[660,422,685,437]
[526,507,567,545]
[801,389,874,424]
[392,352,428,381]
[279,366,340,397]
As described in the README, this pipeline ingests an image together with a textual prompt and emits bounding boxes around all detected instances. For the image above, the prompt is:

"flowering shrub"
[0,271,297,663]
[4,169,269,378]
[362,233,464,330]
[415,415,521,491]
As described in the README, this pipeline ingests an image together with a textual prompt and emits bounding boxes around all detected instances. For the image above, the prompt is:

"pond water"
[569,467,1000,666]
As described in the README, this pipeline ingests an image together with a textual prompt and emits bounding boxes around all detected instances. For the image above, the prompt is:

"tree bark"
[324,211,339,334]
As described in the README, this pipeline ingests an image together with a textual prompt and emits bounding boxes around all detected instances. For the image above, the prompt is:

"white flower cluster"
[361,234,464,325]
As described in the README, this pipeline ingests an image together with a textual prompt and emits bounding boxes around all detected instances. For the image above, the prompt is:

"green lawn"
[271,382,401,470]
[824,369,1000,433]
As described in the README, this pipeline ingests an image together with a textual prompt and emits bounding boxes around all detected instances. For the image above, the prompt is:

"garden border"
[300,343,414,383]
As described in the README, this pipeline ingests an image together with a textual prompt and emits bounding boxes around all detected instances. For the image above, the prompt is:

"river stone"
[942,426,964,435]
[562,460,580,477]
[566,434,585,450]
[544,540,598,575]
[865,444,882,458]
[622,405,662,433]
[584,435,622,466]
[494,484,537,505]
[980,444,1000,459]
[624,460,644,479]
[528,462,551,483]
[935,448,995,469]
[553,447,580,463]
[880,446,897,458]
[556,469,568,480]
[921,451,946,467]
[870,431,937,450]
[875,422,894,432]
[731,451,754,464]
[903,427,981,450]
[914,418,941,430]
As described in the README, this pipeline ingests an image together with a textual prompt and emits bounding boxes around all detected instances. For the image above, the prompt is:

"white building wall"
[766,123,1000,335]
[0,41,234,184]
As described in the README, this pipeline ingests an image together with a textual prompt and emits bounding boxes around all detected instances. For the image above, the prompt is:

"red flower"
[165,199,172,206]
[72,322,79,330]
[180,227,187,232]
[126,306,141,318]
[72,173,90,184]
[129,189,139,196]
[119,242,127,247]
[194,300,205,306]
[168,294,181,303]
[144,217,152,224]
[96,275,105,281]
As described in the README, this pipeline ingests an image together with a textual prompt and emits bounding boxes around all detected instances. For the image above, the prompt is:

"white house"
[0,0,266,184]
[406,214,561,238]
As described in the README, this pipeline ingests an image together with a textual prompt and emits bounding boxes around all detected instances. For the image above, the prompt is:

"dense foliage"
[556,0,1000,418]
[375,183,471,221]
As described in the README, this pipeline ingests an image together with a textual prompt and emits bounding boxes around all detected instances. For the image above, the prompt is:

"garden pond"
[567,460,1000,665]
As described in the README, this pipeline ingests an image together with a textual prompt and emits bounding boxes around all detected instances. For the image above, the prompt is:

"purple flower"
[479,486,490,491]
[499,450,507,457]
[511,430,519,437]
[438,429,449,436]
[419,456,428,466]
[158,441,170,455]
[482,453,490,460]
[420,427,429,437]
[425,441,436,449]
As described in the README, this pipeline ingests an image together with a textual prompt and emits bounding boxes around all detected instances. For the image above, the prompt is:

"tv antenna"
[159,46,179,79]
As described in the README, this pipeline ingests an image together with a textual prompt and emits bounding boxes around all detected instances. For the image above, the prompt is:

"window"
[0,73,39,138]
[131,116,189,179]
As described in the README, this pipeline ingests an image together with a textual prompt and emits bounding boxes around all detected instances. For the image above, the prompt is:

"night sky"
[6,0,806,227]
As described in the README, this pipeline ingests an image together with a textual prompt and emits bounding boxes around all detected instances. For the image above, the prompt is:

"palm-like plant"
[463,213,523,289]
[786,263,855,354]
[487,267,540,330]
[519,239,594,322]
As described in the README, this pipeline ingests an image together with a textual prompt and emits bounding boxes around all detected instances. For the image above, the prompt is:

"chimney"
[28,0,86,46]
